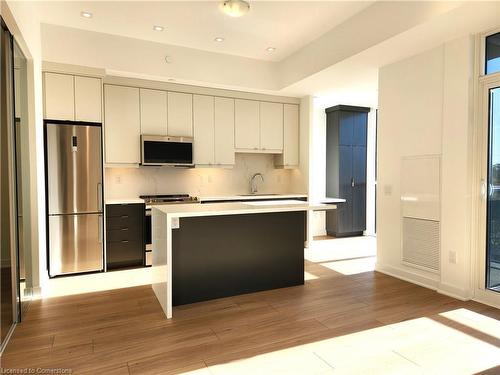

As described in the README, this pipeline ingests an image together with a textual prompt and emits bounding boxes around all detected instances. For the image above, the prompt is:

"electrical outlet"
[115,175,122,184]
[207,175,213,183]
[448,251,457,264]
[171,217,180,229]
[384,184,392,195]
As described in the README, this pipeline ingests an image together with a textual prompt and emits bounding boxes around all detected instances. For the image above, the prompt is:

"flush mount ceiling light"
[80,11,93,18]
[214,37,225,42]
[153,25,164,32]
[266,47,276,52]
[220,0,250,17]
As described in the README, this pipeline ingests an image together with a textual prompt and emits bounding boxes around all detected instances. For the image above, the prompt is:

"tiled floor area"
[2,236,499,374]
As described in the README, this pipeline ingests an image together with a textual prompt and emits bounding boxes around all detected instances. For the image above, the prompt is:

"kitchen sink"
[244,200,305,206]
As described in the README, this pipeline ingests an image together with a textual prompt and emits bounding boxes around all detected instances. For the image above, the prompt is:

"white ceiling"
[33,1,373,61]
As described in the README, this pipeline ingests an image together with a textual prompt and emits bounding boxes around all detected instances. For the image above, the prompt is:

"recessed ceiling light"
[153,25,164,32]
[214,37,225,42]
[220,0,250,17]
[80,11,93,18]
[266,47,276,52]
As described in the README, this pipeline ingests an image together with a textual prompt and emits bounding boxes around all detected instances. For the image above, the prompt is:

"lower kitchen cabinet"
[106,203,145,269]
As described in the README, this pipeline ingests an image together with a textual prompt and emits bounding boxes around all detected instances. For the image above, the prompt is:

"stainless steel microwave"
[141,135,194,167]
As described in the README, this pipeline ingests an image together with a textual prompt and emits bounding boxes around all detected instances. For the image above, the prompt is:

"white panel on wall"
[402,217,440,272]
[401,155,440,221]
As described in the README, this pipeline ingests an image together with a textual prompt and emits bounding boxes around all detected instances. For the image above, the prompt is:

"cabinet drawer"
[106,227,143,243]
[106,203,144,218]
[106,240,144,269]
[106,215,143,230]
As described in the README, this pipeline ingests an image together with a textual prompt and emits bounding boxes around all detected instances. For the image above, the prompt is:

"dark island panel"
[172,211,306,306]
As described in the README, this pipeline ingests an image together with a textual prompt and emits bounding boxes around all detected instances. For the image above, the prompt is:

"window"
[486,32,500,75]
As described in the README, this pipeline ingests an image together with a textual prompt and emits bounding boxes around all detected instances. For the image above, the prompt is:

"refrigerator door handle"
[98,214,103,244]
[97,182,103,211]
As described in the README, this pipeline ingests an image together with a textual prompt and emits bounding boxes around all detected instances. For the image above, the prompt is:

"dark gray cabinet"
[326,105,369,237]
[106,203,145,269]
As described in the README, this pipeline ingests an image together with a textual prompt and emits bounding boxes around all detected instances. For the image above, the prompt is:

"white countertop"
[199,193,308,202]
[153,199,339,218]
[105,195,344,206]
[105,198,145,205]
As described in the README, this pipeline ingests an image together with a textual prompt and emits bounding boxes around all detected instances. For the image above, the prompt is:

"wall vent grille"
[402,217,440,272]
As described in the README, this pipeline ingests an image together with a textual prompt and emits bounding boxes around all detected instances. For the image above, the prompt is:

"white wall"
[309,98,328,236]
[105,154,302,199]
[377,36,474,299]
[366,109,377,236]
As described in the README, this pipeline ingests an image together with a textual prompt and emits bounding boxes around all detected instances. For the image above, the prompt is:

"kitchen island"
[151,199,342,318]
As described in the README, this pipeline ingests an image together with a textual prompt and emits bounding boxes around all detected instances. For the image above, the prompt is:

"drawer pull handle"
[121,240,129,243]
[121,228,129,231]
[121,215,129,219]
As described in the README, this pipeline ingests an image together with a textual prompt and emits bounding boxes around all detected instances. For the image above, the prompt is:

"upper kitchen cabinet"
[214,97,235,165]
[193,95,235,167]
[276,104,299,168]
[140,88,167,135]
[167,92,193,137]
[234,99,285,153]
[43,72,74,121]
[104,85,141,164]
[193,95,215,165]
[235,99,260,150]
[43,72,102,122]
[74,76,102,123]
[260,102,283,151]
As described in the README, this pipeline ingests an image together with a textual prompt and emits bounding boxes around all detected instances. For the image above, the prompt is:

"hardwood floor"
[2,243,500,374]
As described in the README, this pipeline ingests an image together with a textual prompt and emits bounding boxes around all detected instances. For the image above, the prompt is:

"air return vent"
[402,217,440,272]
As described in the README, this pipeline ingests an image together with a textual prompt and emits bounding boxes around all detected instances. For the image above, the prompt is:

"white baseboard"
[437,282,471,301]
[473,289,500,309]
[376,263,476,302]
[32,286,43,299]
[375,262,440,291]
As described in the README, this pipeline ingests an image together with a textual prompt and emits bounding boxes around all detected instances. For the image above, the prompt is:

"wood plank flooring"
[2,250,500,374]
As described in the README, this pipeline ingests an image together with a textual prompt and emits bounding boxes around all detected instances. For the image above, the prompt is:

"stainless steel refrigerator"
[46,122,104,277]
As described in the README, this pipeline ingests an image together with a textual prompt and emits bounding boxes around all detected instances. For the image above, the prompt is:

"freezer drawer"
[49,213,103,276]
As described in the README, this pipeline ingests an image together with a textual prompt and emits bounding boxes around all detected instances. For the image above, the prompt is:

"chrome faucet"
[250,173,264,194]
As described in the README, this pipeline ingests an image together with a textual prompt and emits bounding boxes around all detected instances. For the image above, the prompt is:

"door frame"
[471,29,500,308]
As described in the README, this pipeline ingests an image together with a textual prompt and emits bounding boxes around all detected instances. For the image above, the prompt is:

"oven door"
[141,135,194,166]
[145,208,152,265]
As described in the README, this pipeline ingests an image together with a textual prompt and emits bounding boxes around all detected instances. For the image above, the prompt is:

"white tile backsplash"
[105,153,303,199]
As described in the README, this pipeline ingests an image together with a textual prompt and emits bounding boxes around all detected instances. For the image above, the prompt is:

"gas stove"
[139,194,199,205]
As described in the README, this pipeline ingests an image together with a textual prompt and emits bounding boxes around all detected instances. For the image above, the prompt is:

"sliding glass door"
[487,86,500,292]
[0,17,18,350]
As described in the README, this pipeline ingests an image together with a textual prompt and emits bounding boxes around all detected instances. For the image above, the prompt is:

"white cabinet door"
[214,97,235,165]
[193,95,215,165]
[167,92,193,136]
[235,99,259,150]
[104,85,141,164]
[44,72,74,120]
[75,76,102,123]
[140,89,167,135]
[282,104,299,166]
[260,102,283,151]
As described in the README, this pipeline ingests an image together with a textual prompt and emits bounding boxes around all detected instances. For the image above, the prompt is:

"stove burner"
[139,194,198,204]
